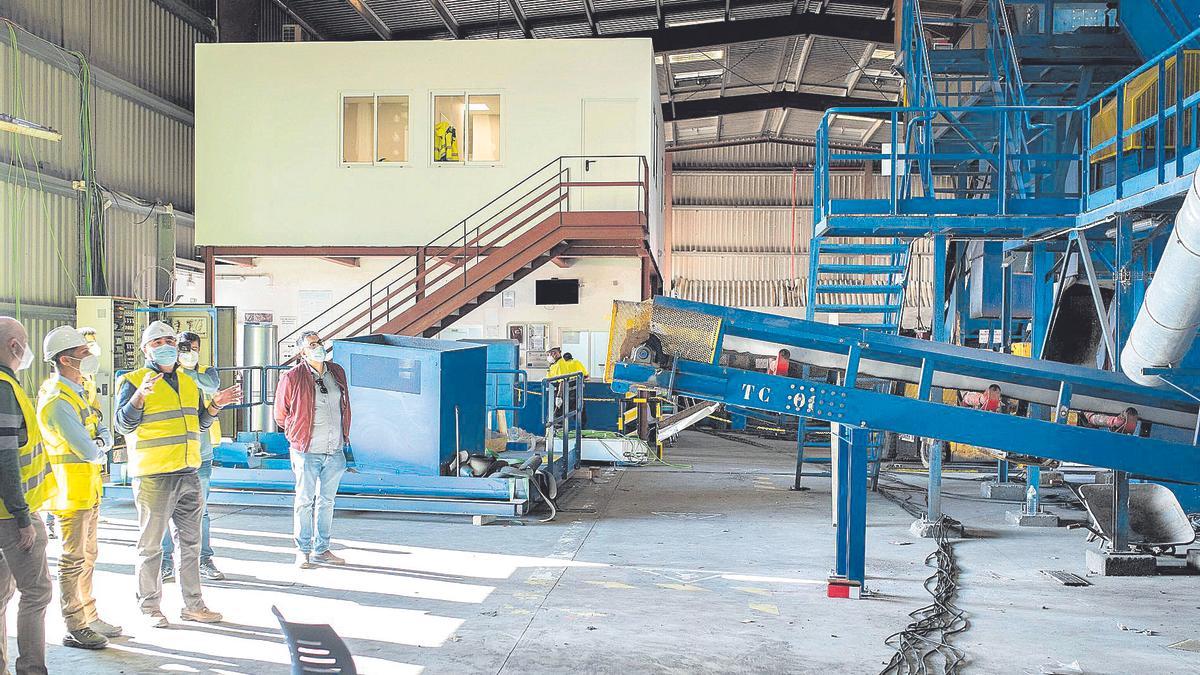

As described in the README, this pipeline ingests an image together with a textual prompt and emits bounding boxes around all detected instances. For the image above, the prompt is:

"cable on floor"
[876,484,969,675]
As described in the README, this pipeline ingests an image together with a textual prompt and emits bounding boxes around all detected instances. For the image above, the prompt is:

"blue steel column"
[834,425,867,586]
[792,416,809,491]
[927,235,948,523]
[1031,242,1055,357]
[1113,215,1134,369]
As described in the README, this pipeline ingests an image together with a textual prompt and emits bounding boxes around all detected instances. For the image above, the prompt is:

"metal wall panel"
[4,0,209,106]
[103,207,159,302]
[0,43,195,210]
[672,207,810,253]
[672,171,889,206]
[0,182,81,308]
[672,143,818,169]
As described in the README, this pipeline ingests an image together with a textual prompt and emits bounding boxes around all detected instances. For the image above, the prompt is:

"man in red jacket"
[273,332,352,569]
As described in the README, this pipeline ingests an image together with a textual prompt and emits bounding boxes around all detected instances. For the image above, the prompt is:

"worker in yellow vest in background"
[161,331,226,583]
[113,321,240,629]
[547,347,589,428]
[37,326,122,650]
[0,316,56,674]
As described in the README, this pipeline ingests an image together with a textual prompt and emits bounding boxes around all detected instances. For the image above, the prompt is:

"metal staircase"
[806,238,911,333]
[278,156,650,350]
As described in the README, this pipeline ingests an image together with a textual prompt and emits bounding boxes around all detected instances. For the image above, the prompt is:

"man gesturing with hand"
[114,321,240,629]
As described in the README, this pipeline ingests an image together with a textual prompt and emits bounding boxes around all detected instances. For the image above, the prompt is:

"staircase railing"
[278,155,650,353]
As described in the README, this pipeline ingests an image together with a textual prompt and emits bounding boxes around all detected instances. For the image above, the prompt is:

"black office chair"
[272,605,358,674]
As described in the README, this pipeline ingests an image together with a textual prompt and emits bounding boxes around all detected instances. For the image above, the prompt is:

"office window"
[376,96,409,163]
[342,95,374,164]
[433,93,502,164]
[467,94,501,162]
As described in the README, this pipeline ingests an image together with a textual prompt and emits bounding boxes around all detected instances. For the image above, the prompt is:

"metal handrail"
[280,154,650,348]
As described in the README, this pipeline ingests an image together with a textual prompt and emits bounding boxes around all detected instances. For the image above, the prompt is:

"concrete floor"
[12,431,1198,674]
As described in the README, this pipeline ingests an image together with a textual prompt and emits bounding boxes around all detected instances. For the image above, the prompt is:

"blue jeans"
[291,450,346,555]
[162,461,213,568]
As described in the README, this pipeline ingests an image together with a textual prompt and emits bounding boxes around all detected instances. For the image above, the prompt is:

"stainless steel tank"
[242,322,279,432]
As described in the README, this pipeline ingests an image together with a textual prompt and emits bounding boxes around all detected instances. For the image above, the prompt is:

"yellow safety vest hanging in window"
[434,121,460,162]
[116,368,202,478]
[37,379,103,513]
[0,370,56,518]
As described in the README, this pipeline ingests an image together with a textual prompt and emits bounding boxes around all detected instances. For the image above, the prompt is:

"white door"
[560,330,590,376]
[580,99,640,211]
[588,330,609,377]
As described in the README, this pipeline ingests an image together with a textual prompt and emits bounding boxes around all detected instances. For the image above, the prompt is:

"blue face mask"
[151,344,178,367]
[308,346,329,362]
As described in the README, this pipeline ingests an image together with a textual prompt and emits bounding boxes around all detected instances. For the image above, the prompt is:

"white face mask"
[15,341,33,371]
[74,353,100,377]
[178,352,200,369]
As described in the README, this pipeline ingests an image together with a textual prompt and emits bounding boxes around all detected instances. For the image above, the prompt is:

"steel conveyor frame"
[609,297,1200,590]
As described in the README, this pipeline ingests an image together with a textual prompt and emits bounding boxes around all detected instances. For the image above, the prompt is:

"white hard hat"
[43,326,88,363]
[140,321,176,348]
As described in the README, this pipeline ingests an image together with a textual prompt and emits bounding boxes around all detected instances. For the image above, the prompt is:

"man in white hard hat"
[0,316,56,675]
[37,326,120,649]
[113,321,240,629]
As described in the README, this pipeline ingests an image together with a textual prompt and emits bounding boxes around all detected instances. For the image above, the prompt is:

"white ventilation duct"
[1121,171,1200,386]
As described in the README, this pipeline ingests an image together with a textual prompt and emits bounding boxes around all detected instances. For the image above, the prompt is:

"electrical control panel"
[75,296,158,431]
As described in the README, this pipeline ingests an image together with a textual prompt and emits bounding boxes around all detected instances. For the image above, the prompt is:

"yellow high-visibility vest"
[549,358,589,379]
[0,370,56,518]
[117,368,202,478]
[37,378,103,513]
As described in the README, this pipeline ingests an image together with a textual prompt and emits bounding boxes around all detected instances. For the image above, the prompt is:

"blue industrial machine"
[607,296,1200,592]
[106,335,581,517]
[783,0,1200,585]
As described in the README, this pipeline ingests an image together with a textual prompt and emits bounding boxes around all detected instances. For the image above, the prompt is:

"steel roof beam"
[267,0,328,39]
[427,0,461,38]
[344,0,393,39]
[394,0,893,44]
[507,0,532,37]
[664,90,890,122]
[151,0,217,38]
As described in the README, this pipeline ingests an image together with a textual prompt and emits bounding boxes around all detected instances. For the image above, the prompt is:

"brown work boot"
[180,606,223,624]
[312,550,346,565]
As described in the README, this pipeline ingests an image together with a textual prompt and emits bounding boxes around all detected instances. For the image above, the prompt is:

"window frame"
[339,91,413,168]
[429,91,505,168]
[373,91,413,167]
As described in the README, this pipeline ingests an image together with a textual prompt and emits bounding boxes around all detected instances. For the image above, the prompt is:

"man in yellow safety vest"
[0,316,56,674]
[37,326,122,650]
[113,321,240,629]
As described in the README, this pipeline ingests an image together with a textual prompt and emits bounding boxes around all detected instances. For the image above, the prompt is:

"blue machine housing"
[462,339,520,413]
[337,335,486,475]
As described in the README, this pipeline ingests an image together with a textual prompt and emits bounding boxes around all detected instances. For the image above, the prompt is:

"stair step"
[814,304,902,314]
[815,284,904,294]
[818,243,908,256]
[817,264,906,275]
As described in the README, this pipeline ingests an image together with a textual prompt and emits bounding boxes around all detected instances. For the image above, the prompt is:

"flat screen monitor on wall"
[536,279,579,305]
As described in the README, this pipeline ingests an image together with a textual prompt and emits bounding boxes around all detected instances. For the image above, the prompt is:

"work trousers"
[0,515,51,675]
[162,460,214,567]
[132,471,205,613]
[57,505,100,631]
[291,450,346,555]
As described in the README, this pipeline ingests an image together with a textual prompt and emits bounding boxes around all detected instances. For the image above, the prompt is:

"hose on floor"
[876,483,969,675]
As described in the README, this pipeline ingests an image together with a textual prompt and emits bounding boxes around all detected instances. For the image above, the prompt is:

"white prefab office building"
[194,38,665,369]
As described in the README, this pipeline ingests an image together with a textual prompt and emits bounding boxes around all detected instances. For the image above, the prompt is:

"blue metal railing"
[817,22,1200,231]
